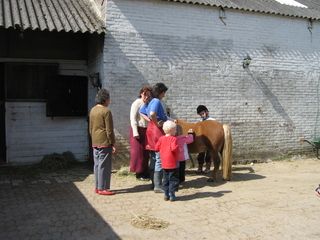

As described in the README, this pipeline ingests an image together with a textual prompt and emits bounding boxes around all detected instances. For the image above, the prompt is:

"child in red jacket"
[155,120,180,201]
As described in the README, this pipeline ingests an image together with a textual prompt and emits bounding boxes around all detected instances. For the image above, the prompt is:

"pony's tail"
[222,124,233,180]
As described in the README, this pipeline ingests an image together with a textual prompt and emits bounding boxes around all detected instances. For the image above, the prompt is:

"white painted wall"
[5,60,90,164]
[6,102,88,164]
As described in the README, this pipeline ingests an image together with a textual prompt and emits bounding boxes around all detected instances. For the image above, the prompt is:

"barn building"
[1,0,320,165]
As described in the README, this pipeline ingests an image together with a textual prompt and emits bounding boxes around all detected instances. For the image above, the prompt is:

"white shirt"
[130,98,148,137]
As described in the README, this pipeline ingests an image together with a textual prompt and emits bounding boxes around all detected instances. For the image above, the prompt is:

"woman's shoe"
[98,190,115,195]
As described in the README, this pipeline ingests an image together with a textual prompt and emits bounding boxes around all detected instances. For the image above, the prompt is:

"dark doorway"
[0,63,5,163]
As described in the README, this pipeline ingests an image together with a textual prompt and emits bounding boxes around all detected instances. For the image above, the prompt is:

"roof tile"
[166,0,320,20]
[0,0,105,34]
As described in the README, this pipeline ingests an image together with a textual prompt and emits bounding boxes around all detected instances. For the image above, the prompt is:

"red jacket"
[155,135,179,169]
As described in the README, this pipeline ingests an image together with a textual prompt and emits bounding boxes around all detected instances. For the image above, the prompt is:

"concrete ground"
[0,157,320,240]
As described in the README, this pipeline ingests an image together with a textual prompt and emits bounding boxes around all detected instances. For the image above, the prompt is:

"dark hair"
[196,105,208,114]
[95,88,110,104]
[152,82,168,98]
[138,85,152,98]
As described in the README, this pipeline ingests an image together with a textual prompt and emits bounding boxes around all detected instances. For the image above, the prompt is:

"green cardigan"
[89,104,115,147]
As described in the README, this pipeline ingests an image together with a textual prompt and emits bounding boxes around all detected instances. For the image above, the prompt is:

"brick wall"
[103,0,320,160]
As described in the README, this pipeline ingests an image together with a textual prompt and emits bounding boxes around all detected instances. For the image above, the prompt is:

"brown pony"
[176,119,233,181]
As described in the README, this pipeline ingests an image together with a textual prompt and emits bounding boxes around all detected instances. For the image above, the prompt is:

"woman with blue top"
[140,82,171,193]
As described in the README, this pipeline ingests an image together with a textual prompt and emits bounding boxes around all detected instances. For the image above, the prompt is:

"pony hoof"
[207,178,215,182]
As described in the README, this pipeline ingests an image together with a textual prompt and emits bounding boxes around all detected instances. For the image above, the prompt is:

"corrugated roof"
[166,0,320,20]
[0,0,105,34]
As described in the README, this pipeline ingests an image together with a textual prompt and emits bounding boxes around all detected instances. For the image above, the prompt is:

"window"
[5,63,88,117]
[46,75,88,117]
[5,63,58,100]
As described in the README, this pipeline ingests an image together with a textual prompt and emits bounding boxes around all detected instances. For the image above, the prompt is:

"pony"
[175,119,233,182]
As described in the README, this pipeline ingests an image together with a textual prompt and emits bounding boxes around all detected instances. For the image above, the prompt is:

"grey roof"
[166,0,320,20]
[0,0,106,34]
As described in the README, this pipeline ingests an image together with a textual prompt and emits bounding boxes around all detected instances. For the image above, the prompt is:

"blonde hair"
[162,120,176,134]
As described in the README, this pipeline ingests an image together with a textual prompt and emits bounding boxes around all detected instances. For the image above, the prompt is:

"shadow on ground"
[114,166,266,195]
[178,190,232,201]
[114,182,152,194]
[0,162,120,239]
[231,166,266,182]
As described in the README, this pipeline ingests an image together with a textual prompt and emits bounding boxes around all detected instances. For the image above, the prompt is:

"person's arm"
[140,113,151,122]
[184,134,194,144]
[130,100,140,138]
[139,103,151,123]
[185,129,194,144]
[89,111,93,137]
[155,137,161,152]
[171,137,179,153]
[149,99,164,127]
[150,111,159,126]
[105,110,116,152]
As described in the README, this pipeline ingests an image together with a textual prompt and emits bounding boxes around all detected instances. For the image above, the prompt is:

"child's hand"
[187,129,194,134]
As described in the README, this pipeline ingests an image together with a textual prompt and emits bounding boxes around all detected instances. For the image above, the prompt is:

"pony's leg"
[188,152,195,168]
[207,151,220,182]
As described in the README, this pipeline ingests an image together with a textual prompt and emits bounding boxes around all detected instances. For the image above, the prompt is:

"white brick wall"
[103,0,320,159]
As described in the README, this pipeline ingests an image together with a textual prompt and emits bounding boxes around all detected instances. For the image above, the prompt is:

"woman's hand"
[112,146,116,154]
[157,120,164,128]
[140,113,151,122]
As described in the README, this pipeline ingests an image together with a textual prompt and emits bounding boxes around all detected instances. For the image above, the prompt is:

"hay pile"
[131,214,169,230]
[40,151,77,171]
[116,166,135,177]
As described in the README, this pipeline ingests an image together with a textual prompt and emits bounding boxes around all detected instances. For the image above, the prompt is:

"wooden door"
[0,63,5,163]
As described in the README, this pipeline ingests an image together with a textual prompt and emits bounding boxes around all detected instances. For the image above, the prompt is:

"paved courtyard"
[0,157,320,240]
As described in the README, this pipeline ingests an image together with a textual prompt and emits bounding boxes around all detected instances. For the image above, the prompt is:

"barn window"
[46,75,88,117]
[5,63,58,101]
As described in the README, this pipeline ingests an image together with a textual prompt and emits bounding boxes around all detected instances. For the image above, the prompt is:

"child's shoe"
[169,193,176,202]
[164,190,170,201]
[154,187,164,193]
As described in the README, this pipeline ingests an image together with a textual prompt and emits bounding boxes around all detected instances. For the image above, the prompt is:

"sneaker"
[98,190,115,195]
[154,188,164,193]
[164,195,169,201]
[137,177,150,181]
[170,195,176,202]
[169,193,176,202]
